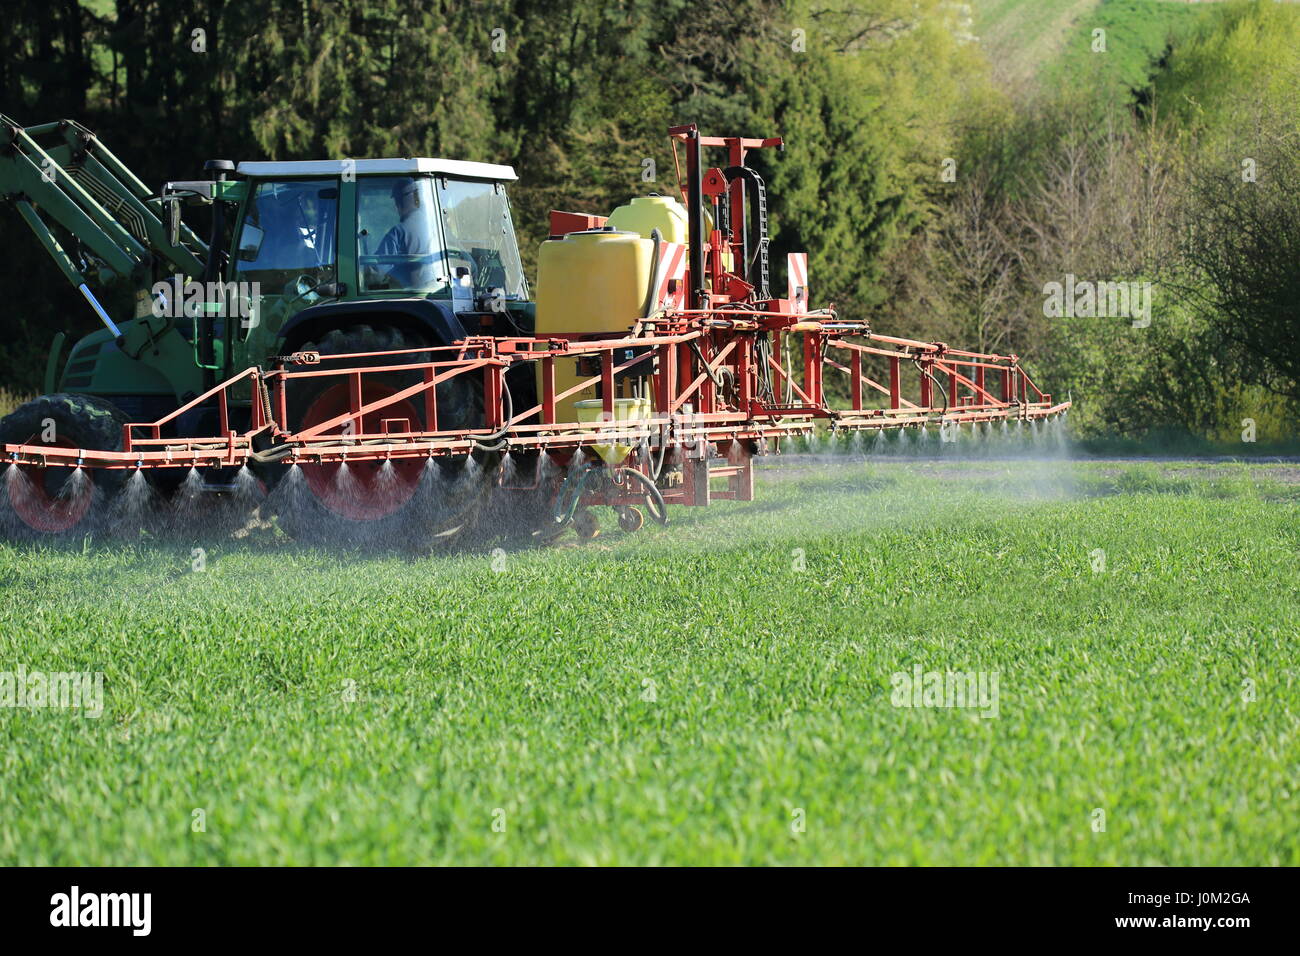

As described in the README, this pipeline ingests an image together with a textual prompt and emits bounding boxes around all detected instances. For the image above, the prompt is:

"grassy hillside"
[976,0,1216,95]
[1043,0,1217,105]
[976,0,1103,86]
[2,457,1297,864]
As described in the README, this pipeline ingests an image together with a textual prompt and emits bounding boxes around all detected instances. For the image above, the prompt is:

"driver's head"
[392,179,420,217]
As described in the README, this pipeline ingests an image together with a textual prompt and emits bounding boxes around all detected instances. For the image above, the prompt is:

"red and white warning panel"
[655,241,687,312]
[787,252,808,310]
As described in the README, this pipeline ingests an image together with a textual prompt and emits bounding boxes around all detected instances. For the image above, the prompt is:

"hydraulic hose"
[619,467,668,525]
[690,339,726,390]
[248,443,294,465]
[248,380,515,463]
[915,360,950,418]
[647,427,669,481]
[642,229,662,318]
[472,378,514,449]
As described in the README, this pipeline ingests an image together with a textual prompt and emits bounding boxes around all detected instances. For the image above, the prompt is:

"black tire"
[266,324,491,547]
[0,393,129,541]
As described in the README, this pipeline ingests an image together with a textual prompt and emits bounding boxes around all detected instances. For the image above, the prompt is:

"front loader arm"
[0,115,206,290]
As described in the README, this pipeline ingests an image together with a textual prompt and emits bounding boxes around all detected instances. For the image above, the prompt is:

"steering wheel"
[284,274,327,307]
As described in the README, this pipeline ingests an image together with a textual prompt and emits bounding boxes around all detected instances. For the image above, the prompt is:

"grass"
[976,0,1216,94]
[1041,0,1216,103]
[976,0,1104,86]
[0,387,31,419]
[1,457,1298,865]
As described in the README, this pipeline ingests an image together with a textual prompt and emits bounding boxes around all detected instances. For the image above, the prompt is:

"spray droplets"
[0,459,277,542]
[770,413,1071,464]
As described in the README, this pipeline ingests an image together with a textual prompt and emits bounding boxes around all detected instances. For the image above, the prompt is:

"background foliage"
[1,0,1297,440]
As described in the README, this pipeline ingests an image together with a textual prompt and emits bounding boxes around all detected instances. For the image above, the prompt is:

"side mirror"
[237,223,265,262]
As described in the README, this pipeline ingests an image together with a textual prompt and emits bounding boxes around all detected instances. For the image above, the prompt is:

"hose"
[619,467,668,525]
[249,443,294,465]
[755,334,775,404]
[642,228,662,318]
[472,378,514,449]
[648,426,669,481]
[777,331,794,405]
[247,380,514,463]
[914,359,950,418]
[550,460,668,528]
[551,460,600,525]
[690,339,726,390]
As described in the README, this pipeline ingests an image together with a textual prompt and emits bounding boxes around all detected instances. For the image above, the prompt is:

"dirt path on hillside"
[982,0,1102,88]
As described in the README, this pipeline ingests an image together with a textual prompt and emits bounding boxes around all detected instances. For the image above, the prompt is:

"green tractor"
[0,116,535,542]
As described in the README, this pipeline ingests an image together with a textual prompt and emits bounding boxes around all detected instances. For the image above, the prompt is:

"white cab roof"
[235,158,517,181]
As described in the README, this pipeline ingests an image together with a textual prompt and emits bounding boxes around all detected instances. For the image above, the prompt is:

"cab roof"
[234,158,517,181]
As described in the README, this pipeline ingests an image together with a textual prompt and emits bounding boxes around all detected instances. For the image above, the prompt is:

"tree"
[1182,132,1300,401]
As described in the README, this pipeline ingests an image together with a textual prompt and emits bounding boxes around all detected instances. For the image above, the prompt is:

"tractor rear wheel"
[0,393,130,541]
[268,324,491,547]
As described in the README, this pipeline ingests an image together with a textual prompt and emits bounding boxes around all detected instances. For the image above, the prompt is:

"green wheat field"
[1,456,1297,865]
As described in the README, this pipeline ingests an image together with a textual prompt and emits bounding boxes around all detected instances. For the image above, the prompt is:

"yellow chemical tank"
[607,194,730,270]
[534,227,654,422]
[607,195,691,244]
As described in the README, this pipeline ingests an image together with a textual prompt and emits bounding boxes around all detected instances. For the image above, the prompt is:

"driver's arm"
[375,225,407,256]
[377,225,415,285]
[365,226,408,287]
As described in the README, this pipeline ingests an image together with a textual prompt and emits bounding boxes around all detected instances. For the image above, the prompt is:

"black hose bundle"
[472,379,515,451]
[550,460,669,528]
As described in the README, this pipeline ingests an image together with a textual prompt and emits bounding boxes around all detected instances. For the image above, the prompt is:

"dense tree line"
[1,0,1296,441]
[881,1,1300,442]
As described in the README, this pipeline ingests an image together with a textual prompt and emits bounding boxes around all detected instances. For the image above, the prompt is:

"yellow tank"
[534,227,654,422]
[574,397,651,464]
[607,195,691,243]
[608,194,731,270]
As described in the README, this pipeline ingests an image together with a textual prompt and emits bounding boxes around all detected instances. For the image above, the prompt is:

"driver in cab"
[376,178,437,288]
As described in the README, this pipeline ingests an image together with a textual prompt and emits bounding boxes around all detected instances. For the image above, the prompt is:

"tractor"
[0,116,532,542]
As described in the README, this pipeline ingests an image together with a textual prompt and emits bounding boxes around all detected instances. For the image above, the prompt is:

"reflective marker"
[78,283,122,337]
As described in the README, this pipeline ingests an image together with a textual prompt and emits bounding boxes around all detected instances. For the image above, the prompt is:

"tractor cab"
[223,159,529,371]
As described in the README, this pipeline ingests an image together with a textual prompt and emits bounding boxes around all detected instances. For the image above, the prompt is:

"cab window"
[234,179,338,292]
[357,176,446,293]
[437,178,527,300]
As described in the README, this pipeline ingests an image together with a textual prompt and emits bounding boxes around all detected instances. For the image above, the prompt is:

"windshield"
[236,180,338,287]
[437,178,527,300]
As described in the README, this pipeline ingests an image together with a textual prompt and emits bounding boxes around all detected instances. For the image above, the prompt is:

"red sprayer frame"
[2,125,1068,519]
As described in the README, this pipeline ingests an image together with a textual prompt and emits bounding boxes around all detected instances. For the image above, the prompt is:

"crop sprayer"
[0,117,1068,544]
